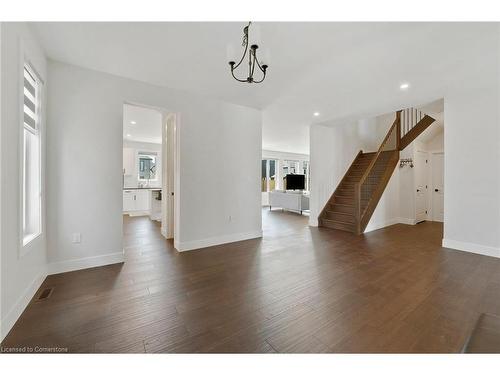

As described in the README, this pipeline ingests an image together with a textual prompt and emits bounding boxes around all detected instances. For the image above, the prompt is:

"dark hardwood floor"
[2,209,500,353]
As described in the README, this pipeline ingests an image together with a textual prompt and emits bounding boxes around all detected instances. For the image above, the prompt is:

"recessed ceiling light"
[400,83,410,90]
[126,134,131,137]
[313,112,320,117]
[130,121,136,125]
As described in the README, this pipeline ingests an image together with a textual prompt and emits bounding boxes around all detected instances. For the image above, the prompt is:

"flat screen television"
[285,174,305,190]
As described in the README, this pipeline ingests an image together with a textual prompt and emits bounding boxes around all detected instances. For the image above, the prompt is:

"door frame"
[414,149,429,223]
[429,150,444,222]
[122,101,179,244]
[162,112,178,240]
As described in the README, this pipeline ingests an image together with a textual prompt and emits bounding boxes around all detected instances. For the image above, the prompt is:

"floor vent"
[36,287,54,301]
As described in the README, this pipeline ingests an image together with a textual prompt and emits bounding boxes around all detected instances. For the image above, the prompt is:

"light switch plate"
[72,233,81,244]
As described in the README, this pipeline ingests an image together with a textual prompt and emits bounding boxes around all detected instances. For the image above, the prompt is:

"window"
[22,64,42,246]
[282,159,299,177]
[261,159,277,192]
[138,152,157,181]
[302,161,310,191]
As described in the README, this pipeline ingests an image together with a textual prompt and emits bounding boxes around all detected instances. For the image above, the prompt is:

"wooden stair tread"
[320,218,355,232]
[325,211,355,223]
[322,218,353,225]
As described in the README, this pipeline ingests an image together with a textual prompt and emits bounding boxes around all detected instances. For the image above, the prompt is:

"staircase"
[318,108,435,235]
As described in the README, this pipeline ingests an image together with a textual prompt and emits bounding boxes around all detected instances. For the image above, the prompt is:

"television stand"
[269,190,309,215]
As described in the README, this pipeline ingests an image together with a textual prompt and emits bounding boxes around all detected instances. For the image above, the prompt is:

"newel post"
[396,110,402,150]
[354,182,361,235]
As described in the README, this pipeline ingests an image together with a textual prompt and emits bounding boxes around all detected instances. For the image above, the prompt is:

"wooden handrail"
[358,116,399,187]
[396,110,402,150]
[354,113,400,233]
[353,108,434,233]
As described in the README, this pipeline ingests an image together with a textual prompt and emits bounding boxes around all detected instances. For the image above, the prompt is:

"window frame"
[261,159,277,192]
[137,151,159,182]
[19,58,44,255]
[301,160,310,192]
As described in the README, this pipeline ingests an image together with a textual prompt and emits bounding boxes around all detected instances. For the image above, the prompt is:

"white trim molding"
[1,250,125,341]
[364,218,401,233]
[309,218,319,227]
[175,230,263,252]
[1,271,46,341]
[442,238,500,259]
[397,217,417,225]
[47,250,125,275]
[310,217,415,231]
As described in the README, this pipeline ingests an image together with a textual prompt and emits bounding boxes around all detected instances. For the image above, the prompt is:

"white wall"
[425,130,444,152]
[46,60,262,265]
[443,56,500,256]
[123,140,162,189]
[1,23,48,340]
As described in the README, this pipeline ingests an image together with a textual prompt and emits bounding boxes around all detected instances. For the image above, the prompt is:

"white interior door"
[432,152,444,222]
[161,113,176,240]
[415,150,429,223]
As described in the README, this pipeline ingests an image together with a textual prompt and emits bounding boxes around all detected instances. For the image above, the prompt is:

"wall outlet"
[228,215,232,222]
[72,233,81,244]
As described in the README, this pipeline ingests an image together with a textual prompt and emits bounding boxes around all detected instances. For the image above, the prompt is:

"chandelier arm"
[232,24,250,70]
[230,68,249,83]
[248,48,252,78]
[250,51,257,79]
[232,42,248,71]
[252,70,266,84]
[254,55,266,73]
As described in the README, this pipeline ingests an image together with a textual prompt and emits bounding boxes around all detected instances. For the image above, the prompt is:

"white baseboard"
[397,217,416,225]
[364,218,401,233]
[174,230,263,252]
[47,250,125,275]
[442,238,500,259]
[311,217,414,232]
[1,271,47,341]
[1,250,125,341]
[126,210,150,217]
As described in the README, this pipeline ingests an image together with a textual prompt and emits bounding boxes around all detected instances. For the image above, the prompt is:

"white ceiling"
[123,104,162,144]
[31,22,497,154]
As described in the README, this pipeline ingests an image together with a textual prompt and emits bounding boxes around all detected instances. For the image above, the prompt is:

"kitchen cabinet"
[149,189,162,221]
[123,190,135,212]
[134,190,150,211]
[123,189,151,214]
[123,148,135,176]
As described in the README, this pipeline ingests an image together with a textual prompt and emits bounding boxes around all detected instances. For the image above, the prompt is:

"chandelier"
[228,22,268,83]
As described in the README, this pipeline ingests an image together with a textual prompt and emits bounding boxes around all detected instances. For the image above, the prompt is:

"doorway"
[122,102,177,244]
[430,152,444,222]
[415,150,429,223]
[161,113,176,239]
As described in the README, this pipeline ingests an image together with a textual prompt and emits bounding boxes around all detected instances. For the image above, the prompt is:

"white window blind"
[22,64,42,246]
[24,67,38,132]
